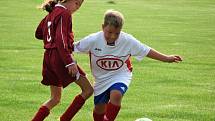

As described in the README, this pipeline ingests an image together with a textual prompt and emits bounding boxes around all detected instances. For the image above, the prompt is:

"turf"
[0,0,214,121]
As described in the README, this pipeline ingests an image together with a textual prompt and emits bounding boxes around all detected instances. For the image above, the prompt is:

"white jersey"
[74,31,151,96]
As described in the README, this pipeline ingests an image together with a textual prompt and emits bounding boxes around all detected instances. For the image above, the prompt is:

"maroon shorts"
[41,49,86,88]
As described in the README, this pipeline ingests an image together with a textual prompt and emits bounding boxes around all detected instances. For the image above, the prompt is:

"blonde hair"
[39,0,58,12]
[40,0,83,12]
[103,9,124,28]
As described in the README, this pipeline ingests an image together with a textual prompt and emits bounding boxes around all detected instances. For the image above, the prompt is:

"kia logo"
[96,58,123,71]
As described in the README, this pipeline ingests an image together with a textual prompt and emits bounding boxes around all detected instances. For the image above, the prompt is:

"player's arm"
[128,34,182,63]
[147,48,182,63]
[55,14,78,76]
[74,34,94,53]
[35,18,45,40]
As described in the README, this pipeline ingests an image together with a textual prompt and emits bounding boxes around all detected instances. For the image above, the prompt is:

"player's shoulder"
[120,31,137,43]
[52,5,70,18]
[59,9,70,18]
[89,31,103,36]
[120,31,132,37]
[85,31,103,40]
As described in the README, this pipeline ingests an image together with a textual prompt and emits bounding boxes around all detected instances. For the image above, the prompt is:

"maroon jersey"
[35,4,74,66]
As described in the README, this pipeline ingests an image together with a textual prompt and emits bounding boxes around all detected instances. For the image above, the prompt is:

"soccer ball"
[135,118,152,121]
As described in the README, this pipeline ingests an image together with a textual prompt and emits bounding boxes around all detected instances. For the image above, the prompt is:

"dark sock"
[60,95,85,121]
[93,111,105,121]
[32,106,50,121]
[103,102,121,121]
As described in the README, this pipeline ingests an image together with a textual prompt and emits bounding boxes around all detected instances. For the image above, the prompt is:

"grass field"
[0,0,215,121]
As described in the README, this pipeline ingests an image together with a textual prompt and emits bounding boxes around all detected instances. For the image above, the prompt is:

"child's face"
[67,0,83,13]
[102,25,121,43]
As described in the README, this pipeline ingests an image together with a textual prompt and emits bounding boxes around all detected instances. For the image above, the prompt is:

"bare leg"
[43,85,62,110]
[60,76,93,121]
[75,75,93,100]
[109,90,122,106]
[104,90,122,121]
[32,85,62,121]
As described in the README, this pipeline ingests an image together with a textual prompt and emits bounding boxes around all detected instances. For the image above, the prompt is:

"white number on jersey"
[47,21,52,42]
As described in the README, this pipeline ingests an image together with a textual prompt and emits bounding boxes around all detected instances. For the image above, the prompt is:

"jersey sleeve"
[35,17,45,40]
[128,35,151,61]
[74,34,95,53]
[55,12,74,66]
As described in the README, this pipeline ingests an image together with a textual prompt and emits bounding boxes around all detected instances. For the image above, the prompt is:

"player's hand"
[67,64,78,77]
[167,55,183,63]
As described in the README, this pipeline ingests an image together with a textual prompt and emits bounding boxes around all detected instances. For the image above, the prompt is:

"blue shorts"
[94,83,128,105]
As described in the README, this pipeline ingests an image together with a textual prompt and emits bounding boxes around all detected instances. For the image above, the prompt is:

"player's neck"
[107,41,115,46]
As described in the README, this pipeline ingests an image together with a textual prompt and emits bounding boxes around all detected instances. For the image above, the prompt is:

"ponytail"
[39,0,75,12]
[41,0,59,12]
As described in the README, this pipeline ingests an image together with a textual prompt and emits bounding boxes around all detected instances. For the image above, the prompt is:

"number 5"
[47,21,52,42]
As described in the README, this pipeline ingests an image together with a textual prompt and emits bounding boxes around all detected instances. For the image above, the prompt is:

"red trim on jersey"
[89,51,97,77]
[125,55,132,72]
[89,51,92,71]
[91,52,130,58]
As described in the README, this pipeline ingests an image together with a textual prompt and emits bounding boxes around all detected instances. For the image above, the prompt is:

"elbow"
[35,28,43,40]
[35,33,43,40]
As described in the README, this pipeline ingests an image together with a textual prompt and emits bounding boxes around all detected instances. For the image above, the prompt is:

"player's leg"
[103,90,122,121]
[93,104,106,121]
[43,85,62,109]
[60,75,93,121]
[104,83,128,121]
[93,89,110,121]
[75,75,94,100]
[32,85,62,121]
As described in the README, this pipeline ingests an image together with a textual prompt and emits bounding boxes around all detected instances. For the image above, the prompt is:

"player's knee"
[82,86,93,99]
[77,76,93,99]
[86,87,94,98]
[110,92,122,105]
[111,96,122,103]
[51,96,61,105]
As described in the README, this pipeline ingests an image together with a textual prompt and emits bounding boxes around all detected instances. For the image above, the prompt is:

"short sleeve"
[74,34,95,53]
[35,17,45,40]
[128,35,151,61]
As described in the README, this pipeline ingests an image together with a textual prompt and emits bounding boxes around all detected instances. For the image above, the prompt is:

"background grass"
[0,0,215,121]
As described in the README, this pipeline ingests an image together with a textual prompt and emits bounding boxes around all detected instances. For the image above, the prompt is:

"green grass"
[0,0,215,121]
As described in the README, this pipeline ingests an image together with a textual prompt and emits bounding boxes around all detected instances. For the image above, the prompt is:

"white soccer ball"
[135,118,152,121]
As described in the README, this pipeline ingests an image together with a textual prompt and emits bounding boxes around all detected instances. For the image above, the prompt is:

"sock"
[32,106,50,121]
[93,111,105,121]
[103,102,121,121]
[60,95,85,121]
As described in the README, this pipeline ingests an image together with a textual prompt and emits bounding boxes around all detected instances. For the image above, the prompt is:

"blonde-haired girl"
[32,0,93,120]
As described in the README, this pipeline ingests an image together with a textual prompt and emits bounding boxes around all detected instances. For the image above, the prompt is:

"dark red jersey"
[35,4,74,66]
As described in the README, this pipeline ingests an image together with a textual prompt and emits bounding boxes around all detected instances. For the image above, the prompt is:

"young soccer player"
[74,10,183,121]
[32,0,93,121]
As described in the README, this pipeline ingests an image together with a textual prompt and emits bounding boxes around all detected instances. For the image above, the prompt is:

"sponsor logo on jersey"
[96,58,123,71]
